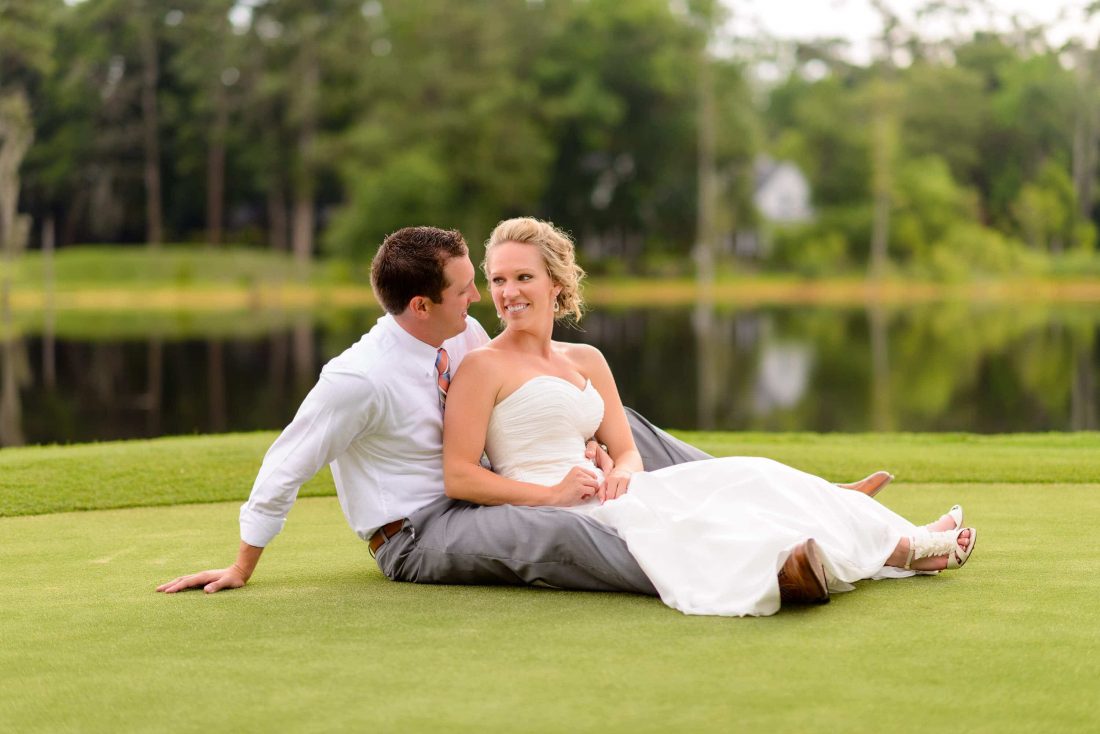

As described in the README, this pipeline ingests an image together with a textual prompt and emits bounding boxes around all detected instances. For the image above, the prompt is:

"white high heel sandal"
[932,505,964,531]
[904,526,977,571]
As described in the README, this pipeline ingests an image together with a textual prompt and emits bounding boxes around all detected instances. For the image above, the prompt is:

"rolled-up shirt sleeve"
[239,368,380,547]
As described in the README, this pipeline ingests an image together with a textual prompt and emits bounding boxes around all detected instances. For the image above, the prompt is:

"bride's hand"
[553,466,601,506]
[599,468,632,503]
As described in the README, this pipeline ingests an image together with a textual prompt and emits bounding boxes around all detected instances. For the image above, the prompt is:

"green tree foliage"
[891,156,975,263]
[323,0,725,266]
[763,23,1097,277]
[324,0,556,261]
[9,0,1100,278]
[1011,160,1092,254]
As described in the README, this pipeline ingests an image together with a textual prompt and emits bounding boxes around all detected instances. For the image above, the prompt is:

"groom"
[157,226,886,604]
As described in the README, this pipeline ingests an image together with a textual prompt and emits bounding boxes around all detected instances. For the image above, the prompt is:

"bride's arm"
[571,344,644,502]
[443,351,600,507]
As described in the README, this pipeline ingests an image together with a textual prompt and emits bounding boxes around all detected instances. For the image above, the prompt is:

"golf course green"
[2,432,1098,732]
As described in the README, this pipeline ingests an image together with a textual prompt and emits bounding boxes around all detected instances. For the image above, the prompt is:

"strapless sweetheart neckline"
[496,374,592,407]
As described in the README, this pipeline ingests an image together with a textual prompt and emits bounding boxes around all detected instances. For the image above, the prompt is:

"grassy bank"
[5,245,344,287]
[8,246,1100,313]
[2,431,1099,732]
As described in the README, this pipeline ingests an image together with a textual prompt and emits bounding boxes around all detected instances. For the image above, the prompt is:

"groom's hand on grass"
[156,565,249,594]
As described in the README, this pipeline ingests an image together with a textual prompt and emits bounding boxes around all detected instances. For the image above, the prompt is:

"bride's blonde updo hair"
[484,217,586,322]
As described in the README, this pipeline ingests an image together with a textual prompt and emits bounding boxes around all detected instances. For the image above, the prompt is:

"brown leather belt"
[369,519,406,555]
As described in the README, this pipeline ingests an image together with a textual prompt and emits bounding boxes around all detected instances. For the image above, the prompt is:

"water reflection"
[3,301,1100,447]
[1073,342,1097,429]
[1,331,28,446]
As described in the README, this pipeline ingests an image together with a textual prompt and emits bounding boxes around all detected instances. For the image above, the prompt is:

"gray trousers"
[375,409,714,594]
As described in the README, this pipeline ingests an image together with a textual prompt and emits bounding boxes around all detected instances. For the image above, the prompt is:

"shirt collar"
[377,313,444,365]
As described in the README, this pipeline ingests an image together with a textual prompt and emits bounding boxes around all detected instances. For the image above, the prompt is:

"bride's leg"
[885,529,974,571]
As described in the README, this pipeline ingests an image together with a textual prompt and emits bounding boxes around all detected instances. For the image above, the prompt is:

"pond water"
[2,300,1098,447]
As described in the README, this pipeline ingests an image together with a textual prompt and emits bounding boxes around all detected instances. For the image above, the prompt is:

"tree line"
[2,0,1100,277]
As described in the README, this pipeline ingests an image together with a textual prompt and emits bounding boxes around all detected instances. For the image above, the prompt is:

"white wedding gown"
[485,376,921,617]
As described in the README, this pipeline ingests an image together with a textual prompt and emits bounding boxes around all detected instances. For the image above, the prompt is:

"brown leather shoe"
[778,539,829,605]
[837,470,894,498]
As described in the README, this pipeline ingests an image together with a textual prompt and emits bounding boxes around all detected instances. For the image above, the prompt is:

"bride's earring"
[553,300,560,313]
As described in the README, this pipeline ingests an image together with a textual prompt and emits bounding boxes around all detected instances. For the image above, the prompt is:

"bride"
[443,217,976,616]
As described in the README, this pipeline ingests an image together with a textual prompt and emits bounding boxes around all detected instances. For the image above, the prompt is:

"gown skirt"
[485,376,921,617]
[583,457,919,617]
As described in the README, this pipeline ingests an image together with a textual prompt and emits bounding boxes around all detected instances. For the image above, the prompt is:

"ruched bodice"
[485,375,605,487]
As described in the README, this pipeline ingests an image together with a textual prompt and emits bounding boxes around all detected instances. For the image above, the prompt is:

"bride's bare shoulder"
[459,342,518,376]
[554,341,609,370]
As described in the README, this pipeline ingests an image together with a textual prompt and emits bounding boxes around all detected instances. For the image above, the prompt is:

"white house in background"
[754,157,814,224]
[735,156,814,258]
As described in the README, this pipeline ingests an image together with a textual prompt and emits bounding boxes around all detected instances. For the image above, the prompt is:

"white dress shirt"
[239,314,490,547]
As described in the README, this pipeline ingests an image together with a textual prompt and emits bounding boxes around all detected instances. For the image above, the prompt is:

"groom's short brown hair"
[371,227,468,314]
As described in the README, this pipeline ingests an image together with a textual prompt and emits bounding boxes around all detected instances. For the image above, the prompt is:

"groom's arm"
[157,367,379,594]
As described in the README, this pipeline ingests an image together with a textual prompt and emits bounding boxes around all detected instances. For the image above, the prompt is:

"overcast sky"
[734,0,1099,63]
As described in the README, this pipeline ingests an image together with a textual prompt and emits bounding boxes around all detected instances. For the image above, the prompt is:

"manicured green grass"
[2,433,1099,732]
[3,431,1098,517]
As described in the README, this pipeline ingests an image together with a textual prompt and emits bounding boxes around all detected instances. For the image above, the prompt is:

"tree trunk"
[1072,46,1098,227]
[0,96,30,442]
[206,81,228,247]
[867,2,901,280]
[137,4,164,247]
[0,102,25,441]
[291,186,314,268]
[61,186,88,246]
[291,48,319,268]
[268,183,288,251]
[692,51,718,291]
[0,90,34,315]
[869,82,896,281]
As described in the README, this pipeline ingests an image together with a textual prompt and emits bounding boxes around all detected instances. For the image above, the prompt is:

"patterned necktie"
[435,347,451,413]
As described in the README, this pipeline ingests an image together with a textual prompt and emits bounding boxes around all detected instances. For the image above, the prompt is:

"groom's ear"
[408,295,432,320]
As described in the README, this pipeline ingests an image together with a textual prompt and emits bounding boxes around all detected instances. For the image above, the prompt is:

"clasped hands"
[551,439,631,505]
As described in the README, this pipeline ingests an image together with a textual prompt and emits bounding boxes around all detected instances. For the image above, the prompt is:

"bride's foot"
[924,505,964,532]
[894,528,976,572]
